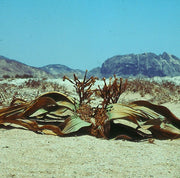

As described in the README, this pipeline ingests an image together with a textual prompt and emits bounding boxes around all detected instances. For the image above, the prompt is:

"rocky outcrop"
[99,52,180,78]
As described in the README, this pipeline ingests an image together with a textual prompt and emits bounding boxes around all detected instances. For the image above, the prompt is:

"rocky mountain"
[0,56,52,78]
[40,64,84,78]
[43,52,180,78]
[96,52,180,78]
[0,52,180,79]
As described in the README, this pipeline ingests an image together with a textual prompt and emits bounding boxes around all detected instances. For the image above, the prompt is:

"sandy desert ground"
[0,78,180,177]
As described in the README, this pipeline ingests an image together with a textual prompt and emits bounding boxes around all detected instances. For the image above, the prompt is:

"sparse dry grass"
[0,79,71,106]
[124,79,180,104]
[0,77,179,107]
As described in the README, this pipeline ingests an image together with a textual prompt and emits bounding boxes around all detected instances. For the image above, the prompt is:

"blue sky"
[0,0,179,70]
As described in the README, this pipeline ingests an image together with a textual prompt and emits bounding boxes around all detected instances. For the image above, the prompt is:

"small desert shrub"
[0,83,15,105]
[24,79,41,88]
[19,79,70,96]
[161,81,180,93]
[15,74,33,78]
[3,75,11,79]
[127,79,159,96]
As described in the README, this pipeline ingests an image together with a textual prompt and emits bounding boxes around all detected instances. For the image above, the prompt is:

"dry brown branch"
[97,75,128,108]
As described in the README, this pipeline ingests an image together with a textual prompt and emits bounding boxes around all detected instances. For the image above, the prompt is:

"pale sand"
[0,79,180,178]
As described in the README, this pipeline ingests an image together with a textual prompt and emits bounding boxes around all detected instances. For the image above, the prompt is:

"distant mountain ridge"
[40,64,84,78]
[0,52,180,78]
[0,56,52,78]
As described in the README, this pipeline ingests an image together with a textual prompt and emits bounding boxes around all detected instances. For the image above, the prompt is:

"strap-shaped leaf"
[0,104,28,119]
[21,96,57,117]
[29,108,48,117]
[148,123,180,139]
[39,91,75,105]
[106,101,180,139]
[131,100,180,128]
[56,101,76,111]
[0,92,76,126]
[106,103,150,126]
[29,102,75,118]
[39,92,76,111]
[62,115,91,134]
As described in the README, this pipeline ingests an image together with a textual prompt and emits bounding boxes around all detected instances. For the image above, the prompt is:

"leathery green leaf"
[39,91,75,105]
[106,104,147,126]
[62,115,91,134]
[56,101,76,111]
[29,108,48,117]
